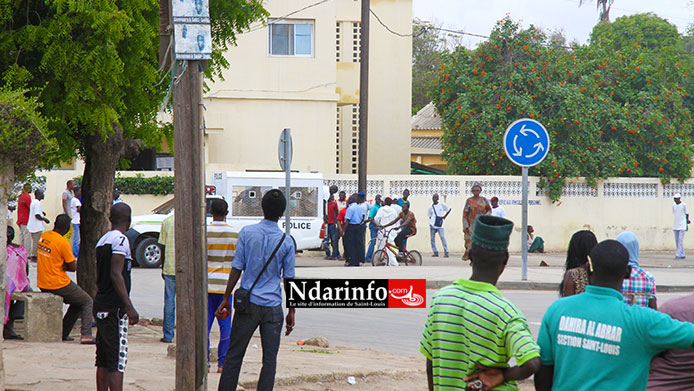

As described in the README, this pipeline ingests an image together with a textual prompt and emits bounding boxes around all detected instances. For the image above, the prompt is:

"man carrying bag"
[215,189,296,391]
[427,194,451,258]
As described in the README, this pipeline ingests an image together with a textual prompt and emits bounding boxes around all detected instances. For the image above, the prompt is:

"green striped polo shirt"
[420,279,540,391]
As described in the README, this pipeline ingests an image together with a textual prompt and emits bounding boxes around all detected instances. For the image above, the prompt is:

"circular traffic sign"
[503,118,550,167]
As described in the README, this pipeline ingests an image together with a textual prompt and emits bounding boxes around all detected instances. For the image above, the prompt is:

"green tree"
[433,17,694,201]
[0,88,55,386]
[412,20,446,115]
[0,0,266,295]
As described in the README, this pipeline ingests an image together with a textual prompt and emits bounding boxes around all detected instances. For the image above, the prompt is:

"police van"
[127,171,324,267]
[211,171,324,251]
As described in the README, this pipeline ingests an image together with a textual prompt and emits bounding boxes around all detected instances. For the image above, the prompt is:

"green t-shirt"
[538,285,694,391]
[368,204,381,219]
[420,279,540,391]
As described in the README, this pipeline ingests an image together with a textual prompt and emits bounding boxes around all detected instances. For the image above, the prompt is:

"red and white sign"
[388,279,427,308]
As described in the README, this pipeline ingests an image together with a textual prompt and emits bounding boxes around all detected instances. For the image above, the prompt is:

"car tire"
[135,237,163,268]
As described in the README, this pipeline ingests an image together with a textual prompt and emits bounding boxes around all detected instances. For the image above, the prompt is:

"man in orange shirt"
[37,214,95,344]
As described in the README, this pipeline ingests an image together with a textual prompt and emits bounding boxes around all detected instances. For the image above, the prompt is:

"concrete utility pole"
[173,58,208,390]
[357,0,370,193]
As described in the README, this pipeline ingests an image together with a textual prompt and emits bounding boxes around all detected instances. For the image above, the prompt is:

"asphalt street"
[27,263,687,356]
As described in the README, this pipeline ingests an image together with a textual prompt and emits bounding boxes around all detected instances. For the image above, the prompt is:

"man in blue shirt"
[535,240,694,391]
[344,194,365,267]
[365,195,382,261]
[214,189,296,391]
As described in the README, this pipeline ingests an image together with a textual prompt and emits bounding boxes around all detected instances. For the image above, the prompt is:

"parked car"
[126,195,222,268]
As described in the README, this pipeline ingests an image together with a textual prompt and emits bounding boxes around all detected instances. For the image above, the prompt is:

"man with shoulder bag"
[215,189,296,391]
[427,194,451,258]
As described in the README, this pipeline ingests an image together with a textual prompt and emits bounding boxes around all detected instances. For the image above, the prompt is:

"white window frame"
[268,19,315,57]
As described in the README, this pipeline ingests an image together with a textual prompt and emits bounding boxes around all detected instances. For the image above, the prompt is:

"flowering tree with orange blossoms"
[433,17,694,201]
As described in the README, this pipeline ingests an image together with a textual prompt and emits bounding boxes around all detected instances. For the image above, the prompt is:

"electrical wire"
[369,9,413,37]
[246,0,331,33]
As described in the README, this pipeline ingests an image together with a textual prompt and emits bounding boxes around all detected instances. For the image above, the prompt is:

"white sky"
[413,0,693,48]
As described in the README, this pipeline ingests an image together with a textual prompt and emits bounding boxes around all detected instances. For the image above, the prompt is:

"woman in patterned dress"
[559,230,598,297]
[462,183,491,260]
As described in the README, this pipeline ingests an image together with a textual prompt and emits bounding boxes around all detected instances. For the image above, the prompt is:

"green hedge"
[75,174,174,196]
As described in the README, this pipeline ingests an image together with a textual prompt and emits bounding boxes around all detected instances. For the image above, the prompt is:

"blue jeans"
[365,222,379,260]
[163,274,176,341]
[430,226,449,256]
[208,293,232,367]
[218,303,284,391]
[72,223,80,258]
[325,224,340,258]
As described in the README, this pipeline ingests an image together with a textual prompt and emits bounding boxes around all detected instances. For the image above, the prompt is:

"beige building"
[411,102,446,171]
[203,0,413,175]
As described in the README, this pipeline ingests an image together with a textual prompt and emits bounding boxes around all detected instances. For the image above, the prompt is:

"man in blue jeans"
[365,195,382,261]
[158,214,175,343]
[215,189,296,391]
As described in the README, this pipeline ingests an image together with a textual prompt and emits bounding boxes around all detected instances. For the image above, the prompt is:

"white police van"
[126,171,325,267]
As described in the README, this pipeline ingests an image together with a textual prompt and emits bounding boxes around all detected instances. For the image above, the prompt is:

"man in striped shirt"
[420,215,541,391]
[207,199,238,372]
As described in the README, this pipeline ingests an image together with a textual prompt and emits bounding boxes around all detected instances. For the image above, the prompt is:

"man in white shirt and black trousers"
[427,194,451,258]
[673,193,690,260]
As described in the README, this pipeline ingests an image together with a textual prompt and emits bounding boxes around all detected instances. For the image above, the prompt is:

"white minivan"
[126,171,324,267]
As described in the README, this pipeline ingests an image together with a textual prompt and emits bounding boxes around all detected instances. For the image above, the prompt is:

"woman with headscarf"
[616,231,657,309]
[462,182,491,260]
[559,230,598,297]
[5,226,30,339]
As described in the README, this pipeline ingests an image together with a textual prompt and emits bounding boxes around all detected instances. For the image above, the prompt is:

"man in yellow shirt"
[37,214,94,344]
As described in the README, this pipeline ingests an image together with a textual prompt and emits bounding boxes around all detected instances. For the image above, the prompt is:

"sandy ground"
[4,323,428,391]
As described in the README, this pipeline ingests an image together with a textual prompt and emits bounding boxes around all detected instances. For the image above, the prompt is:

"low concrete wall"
[322,174,689,254]
[27,166,172,228]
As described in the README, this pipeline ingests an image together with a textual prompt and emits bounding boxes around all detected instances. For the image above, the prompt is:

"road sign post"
[279,128,292,236]
[503,119,550,281]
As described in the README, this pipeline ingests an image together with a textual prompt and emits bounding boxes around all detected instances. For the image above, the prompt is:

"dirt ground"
[4,322,534,391]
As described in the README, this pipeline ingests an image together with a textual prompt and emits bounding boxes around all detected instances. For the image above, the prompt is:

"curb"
[240,368,425,389]
[425,280,694,292]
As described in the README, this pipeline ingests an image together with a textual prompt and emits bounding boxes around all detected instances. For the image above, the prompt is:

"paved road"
[28,263,688,355]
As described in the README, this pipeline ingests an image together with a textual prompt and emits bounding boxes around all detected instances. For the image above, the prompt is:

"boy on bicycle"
[379,202,416,255]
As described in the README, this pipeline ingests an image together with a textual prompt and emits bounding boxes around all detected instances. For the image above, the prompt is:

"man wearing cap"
[673,193,689,260]
[490,196,506,219]
[420,215,541,391]
[344,194,365,266]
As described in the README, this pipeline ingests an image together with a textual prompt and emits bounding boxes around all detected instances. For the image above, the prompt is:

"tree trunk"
[77,128,140,297]
[0,162,15,390]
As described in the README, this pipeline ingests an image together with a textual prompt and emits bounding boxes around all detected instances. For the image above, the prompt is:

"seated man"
[535,240,694,391]
[420,215,541,390]
[527,225,544,253]
[380,202,417,254]
[37,214,95,344]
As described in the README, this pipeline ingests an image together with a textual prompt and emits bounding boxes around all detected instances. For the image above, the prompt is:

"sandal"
[80,337,97,345]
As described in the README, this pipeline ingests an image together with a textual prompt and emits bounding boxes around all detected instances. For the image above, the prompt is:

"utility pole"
[357,0,370,193]
[173,59,208,391]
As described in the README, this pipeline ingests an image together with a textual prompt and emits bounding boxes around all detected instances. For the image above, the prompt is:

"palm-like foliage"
[580,0,614,22]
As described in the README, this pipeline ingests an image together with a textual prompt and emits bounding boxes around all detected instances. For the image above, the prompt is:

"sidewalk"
[297,251,694,292]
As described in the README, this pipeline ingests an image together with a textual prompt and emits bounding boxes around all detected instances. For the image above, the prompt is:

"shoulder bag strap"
[248,233,286,293]
[432,204,438,217]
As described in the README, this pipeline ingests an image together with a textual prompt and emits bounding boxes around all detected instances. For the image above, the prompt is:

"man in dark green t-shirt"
[420,215,541,391]
[535,240,694,391]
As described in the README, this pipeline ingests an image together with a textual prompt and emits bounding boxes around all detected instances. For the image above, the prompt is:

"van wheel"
[135,237,163,268]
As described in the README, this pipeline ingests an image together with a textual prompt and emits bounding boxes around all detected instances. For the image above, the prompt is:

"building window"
[351,105,359,174]
[352,22,360,63]
[269,20,314,56]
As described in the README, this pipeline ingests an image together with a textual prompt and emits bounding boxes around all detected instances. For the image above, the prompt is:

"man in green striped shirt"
[420,215,541,390]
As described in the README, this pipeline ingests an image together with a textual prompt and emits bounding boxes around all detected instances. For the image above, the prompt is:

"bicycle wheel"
[404,250,422,266]
[372,249,388,266]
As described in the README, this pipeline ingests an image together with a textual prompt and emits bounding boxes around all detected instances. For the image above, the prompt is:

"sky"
[412,0,694,48]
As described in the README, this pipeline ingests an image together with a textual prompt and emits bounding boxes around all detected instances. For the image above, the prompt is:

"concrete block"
[12,292,63,342]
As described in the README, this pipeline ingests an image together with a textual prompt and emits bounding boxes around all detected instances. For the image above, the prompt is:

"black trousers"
[395,228,413,252]
[218,303,284,391]
[345,224,363,266]
[41,281,93,338]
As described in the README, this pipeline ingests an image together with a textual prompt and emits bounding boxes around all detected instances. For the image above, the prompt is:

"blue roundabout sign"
[503,118,550,167]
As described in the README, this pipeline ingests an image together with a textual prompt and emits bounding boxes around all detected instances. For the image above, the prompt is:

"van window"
[231,186,318,218]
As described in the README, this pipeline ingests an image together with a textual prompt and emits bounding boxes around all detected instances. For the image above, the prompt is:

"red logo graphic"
[388,279,426,308]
